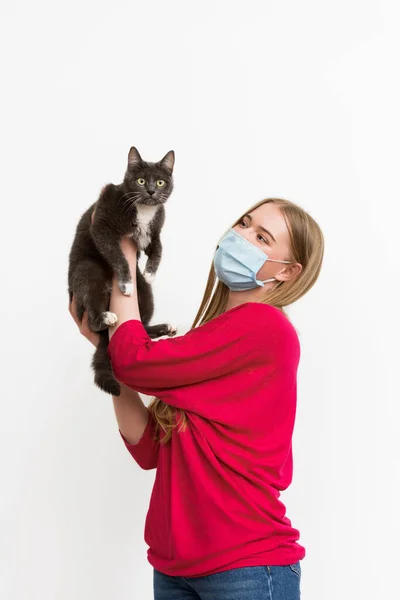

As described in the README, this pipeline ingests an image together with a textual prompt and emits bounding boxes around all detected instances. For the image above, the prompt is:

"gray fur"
[68,146,176,396]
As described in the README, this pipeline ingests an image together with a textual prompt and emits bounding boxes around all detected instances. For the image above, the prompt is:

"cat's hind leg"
[91,330,121,396]
[71,259,114,333]
[135,256,177,339]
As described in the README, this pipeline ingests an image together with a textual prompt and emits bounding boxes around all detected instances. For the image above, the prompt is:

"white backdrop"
[1,1,399,599]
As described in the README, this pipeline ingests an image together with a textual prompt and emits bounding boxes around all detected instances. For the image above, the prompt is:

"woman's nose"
[240,229,253,242]
[233,225,254,243]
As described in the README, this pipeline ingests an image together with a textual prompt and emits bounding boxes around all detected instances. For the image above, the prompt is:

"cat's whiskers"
[120,192,141,206]
[121,194,142,218]
[122,193,141,204]
[120,191,140,202]
[120,190,140,201]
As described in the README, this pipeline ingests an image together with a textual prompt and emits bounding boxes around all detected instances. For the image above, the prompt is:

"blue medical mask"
[213,228,292,291]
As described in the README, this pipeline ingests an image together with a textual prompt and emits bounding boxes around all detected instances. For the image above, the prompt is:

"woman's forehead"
[249,204,289,242]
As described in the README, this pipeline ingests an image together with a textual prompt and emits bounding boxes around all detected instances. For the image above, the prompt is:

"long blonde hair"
[148,197,324,443]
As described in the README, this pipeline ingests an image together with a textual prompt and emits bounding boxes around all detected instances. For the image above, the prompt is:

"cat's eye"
[156,179,166,187]
[136,178,146,186]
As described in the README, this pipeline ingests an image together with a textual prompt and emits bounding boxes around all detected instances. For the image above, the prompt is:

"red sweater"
[107,301,305,577]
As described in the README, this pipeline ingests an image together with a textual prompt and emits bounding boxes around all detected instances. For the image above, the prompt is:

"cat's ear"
[158,150,175,175]
[128,146,143,167]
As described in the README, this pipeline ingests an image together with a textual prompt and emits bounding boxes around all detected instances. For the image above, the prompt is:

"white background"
[1,1,399,598]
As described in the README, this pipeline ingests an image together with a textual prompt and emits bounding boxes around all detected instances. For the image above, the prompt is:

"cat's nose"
[148,190,155,196]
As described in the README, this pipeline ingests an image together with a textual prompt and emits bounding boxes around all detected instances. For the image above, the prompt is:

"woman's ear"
[276,262,302,282]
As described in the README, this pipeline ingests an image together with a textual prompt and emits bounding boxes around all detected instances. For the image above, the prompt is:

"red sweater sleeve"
[118,408,159,470]
[107,303,292,405]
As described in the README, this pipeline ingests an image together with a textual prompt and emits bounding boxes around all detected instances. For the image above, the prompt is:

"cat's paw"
[118,281,134,296]
[167,324,178,337]
[144,271,156,284]
[102,311,118,326]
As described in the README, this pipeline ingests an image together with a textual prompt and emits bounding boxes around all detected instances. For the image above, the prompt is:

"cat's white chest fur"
[135,204,158,248]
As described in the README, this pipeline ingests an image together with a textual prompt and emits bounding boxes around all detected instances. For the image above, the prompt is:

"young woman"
[69,197,324,600]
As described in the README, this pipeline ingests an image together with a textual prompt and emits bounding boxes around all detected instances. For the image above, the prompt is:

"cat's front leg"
[92,227,135,296]
[143,234,162,284]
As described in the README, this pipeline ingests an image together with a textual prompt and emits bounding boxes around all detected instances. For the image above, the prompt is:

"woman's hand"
[120,235,138,263]
[69,294,100,348]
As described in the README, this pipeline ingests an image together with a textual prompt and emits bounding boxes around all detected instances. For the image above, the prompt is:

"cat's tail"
[91,329,121,396]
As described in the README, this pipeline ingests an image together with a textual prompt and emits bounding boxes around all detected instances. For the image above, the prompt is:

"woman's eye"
[238,219,267,243]
[156,179,165,187]
[136,178,146,185]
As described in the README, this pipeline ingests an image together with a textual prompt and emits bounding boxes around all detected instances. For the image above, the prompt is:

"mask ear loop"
[261,258,292,284]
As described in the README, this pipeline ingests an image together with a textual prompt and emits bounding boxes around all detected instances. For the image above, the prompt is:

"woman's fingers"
[69,294,78,322]
[69,293,100,347]
[81,309,89,329]
[69,294,85,327]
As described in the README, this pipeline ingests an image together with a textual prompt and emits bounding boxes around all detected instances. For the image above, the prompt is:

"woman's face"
[232,203,301,285]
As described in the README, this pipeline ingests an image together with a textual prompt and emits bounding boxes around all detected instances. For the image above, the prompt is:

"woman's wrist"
[120,236,137,271]
[108,237,141,339]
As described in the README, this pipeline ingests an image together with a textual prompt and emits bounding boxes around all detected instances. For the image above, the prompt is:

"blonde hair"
[148,197,324,443]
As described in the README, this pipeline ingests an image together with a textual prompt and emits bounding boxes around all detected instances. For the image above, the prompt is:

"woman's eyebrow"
[244,214,276,243]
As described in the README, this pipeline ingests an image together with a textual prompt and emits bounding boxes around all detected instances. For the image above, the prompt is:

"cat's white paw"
[118,281,134,296]
[167,324,178,337]
[102,311,118,326]
[144,271,156,284]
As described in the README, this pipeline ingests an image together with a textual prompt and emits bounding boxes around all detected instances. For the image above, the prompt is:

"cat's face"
[123,146,175,207]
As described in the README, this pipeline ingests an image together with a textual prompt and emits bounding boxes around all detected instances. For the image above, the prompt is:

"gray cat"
[68,146,177,397]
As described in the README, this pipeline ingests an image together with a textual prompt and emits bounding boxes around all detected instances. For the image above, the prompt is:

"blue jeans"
[153,562,302,599]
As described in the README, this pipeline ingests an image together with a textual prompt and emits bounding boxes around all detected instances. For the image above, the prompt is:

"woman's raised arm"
[69,294,159,468]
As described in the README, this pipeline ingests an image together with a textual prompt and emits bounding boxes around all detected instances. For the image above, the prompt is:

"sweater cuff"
[118,408,154,449]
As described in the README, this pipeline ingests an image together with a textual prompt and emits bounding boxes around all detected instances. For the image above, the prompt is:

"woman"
[69,197,324,600]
